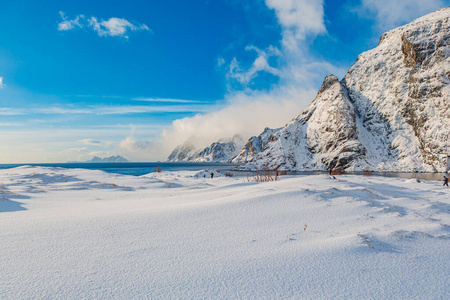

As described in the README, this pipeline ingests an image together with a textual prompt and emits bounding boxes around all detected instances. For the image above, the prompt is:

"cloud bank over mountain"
[157,0,346,159]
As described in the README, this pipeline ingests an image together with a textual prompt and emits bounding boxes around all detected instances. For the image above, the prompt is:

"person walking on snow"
[444,176,449,187]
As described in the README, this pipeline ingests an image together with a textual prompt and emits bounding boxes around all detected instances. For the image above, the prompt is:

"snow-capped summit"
[166,143,197,162]
[231,127,281,163]
[167,135,245,162]
[244,8,450,172]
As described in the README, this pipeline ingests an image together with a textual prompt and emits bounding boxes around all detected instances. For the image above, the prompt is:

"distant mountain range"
[167,135,245,163]
[69,155,129,163]
[167,8,450,172]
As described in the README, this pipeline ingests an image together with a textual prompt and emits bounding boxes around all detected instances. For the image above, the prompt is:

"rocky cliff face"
[166,144,197,162]
[231,127,281,163]
[167,135,244,163]
[244,8,450,172]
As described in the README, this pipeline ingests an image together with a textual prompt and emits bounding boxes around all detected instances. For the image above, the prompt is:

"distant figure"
[328,168,332,176]
[444,176,449,187]
[211,172,214,178]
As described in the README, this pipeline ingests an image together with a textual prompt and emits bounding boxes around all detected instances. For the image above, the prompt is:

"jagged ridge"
[244,8,450,172]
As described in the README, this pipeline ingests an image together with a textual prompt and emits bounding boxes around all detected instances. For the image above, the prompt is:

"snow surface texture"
[242,8,450,172]
[1,166,449,299]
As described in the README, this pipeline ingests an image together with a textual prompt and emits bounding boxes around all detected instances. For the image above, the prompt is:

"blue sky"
[0,0,448,162]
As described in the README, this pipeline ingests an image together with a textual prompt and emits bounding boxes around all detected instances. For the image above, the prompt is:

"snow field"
[1,166,449,299]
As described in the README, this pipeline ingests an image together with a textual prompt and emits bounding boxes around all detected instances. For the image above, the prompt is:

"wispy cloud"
[132,98,202,104]
[87,150,115,158]
[160,85,318,156]
[0,122,22,127]
[225,0,332,89]
[58,11,84,31]
[37,107,92,114]
[3,104,208,116]
[78,138,112,148]
[92,124,162,130]
[227,45,281,85]
[0,77,5,89]
[119,136,155,162]
[88,17,150,38]
[57,11,151,39]
[355,0,445,31]
[94,105,209,115]
[265,0,326,51]
[0,108,25,116]
[217,57,225,67]
[159,0,342,156]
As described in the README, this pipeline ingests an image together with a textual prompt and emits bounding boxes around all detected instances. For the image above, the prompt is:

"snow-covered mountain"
[166,143,197,162]
[244,8,450,172]
[85,155,129,163]
[167,135,245,162]
[231,127,281,163]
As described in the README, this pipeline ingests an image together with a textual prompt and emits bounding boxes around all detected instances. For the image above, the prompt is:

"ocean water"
[0,162,240,177]
[0,162,447,181]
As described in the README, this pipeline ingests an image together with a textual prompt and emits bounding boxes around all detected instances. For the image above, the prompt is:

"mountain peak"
[242,8,450,172]
[318,74,339,94]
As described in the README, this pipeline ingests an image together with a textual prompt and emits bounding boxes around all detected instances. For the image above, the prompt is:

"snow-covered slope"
[245,8,450,172]
[166,143,197,162]
[231,127,281,163]
[1,166,449,298]
[167,135,245,162]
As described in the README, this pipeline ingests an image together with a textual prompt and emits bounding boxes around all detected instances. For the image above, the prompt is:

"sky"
[0,0,448,163]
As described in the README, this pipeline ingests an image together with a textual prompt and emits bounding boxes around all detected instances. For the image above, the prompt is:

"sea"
[0,162,447,181]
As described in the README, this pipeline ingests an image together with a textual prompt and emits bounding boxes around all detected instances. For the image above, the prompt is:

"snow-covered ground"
[1,166,449,299]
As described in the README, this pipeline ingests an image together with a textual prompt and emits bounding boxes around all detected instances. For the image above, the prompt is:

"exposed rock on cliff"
[244,8,450,172]
[231,127,281,164]
[167,135,244,163]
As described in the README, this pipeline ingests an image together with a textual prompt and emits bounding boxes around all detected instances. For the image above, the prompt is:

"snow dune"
[1,166,449,299]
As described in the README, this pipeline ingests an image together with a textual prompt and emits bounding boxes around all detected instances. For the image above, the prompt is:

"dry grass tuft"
[246,168,279,182]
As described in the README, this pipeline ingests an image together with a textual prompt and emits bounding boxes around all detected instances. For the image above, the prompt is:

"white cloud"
[79,139,112,148]
[0,77,4,89]
[357,0,445,31]
[0,122,21,127]
[88,17,150,38]
[37,107,92,114]
[119,136,155,161]
[87,150,115,158]
[94,105,208,115]
[120,136,152,151]
[0,108,25,115]
[227,46,281,85]
[57,12,150,38]
[217,57,225,67]
[160,85,318,155]
[132,98,201,103]
[226,0,330,88]
[58,11,84,31]
[10,104,208,116]
[0,128,130,163]
[50,147,89,162]
[152,0,350,160]
[265,0,326,52]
